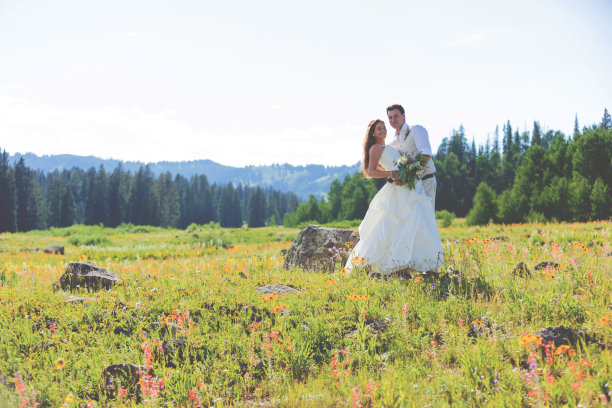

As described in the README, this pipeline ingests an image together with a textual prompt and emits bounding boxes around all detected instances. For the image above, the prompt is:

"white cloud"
[449,34,484,47]
[127,32,144,37]
[231,123,363,166]
[0,96,362,167]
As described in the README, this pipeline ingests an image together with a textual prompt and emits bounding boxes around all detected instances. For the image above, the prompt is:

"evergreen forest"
[284,110,612,226]
[0,157,299,233]
[2,110,610,232]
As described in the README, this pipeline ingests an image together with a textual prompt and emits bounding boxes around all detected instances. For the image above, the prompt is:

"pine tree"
[220,183,242,227]
[435,137,449,161]
[326,179,343,220]
[230,186,243,227]
[531,121,542,146]
[601,108,611,130]
[46,171,64,227]
[129,166,157,226]
[448,125,467,163]
[190,175,216,225]
[0,149,17,232]
[157,172,180,227]
[107,164,126,227]
[59,186,76,227]
[247,187,267,227]
[503,121,513,154]
[15,158,28,231]
[501,121,517,187]
[492,125,500,154]
[573,114,580,139]
[85,167,108,225]
[266,191,280,225]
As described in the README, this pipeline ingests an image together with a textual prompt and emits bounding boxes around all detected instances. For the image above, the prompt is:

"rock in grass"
[346,318,390,338]
[511,262,531,277]
[53,262,120,292]
[66,295,98,303]
[535,326,594,347]
[101,363,152,400]
[446,266,462,277]
[161,339,188,368]
[44,245,64,255]
[533,261,559,270]
[257,284,299,295]
[283,224,359,271]
[240,305,270,322]
[31,318,59,333]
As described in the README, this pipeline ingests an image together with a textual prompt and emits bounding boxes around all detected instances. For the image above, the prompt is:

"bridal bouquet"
[393,152,428,190]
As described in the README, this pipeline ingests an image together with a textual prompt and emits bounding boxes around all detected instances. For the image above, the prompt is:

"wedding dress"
[345,145,444,275]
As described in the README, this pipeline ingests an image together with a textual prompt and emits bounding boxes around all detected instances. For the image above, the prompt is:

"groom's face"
[387,109,405,132]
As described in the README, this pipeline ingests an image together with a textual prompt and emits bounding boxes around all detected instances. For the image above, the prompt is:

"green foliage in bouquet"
[393,152,429,190]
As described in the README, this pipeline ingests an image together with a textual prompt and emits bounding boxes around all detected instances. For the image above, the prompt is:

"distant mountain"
[8,152,360,199]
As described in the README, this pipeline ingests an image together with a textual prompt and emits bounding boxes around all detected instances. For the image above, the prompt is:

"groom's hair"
[386,104,405,115]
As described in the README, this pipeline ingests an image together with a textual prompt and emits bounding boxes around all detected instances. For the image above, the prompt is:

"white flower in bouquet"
[393,152,429,190]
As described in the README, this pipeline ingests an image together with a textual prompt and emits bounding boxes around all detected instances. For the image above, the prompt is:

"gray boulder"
[283,224,359,271]
[31,318,59,333]
[533,261,559,270]
[257,284,299,295]
[346,318,391,338]
[66,295,98,303]
[44,245,64,255]
[101,363,151,400]
[535,326,594,347]
[511,262,531,277]
[53,262,120,292]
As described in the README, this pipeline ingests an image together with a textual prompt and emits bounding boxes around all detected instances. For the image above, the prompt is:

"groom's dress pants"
[422,177,436,211]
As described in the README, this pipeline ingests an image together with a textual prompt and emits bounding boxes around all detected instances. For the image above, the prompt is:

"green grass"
[0,221,610,407]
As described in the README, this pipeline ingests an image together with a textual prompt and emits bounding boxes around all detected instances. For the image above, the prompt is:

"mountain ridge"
[8,152,361,200]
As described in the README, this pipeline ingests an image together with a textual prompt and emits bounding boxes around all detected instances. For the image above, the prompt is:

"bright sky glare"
[1,0,611,166]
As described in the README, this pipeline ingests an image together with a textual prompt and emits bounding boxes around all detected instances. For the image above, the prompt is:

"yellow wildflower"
[55,359,66,370]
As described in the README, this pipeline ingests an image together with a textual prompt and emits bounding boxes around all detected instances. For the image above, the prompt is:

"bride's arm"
[366,145,398,179]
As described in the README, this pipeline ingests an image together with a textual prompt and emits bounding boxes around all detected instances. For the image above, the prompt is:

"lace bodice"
[378,145,401,171]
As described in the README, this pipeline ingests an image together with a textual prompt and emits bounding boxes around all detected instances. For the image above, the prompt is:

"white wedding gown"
[345,145,444,275]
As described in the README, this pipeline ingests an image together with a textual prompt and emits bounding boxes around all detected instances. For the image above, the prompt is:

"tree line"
[0,155,299,233]
[284,109,612,226]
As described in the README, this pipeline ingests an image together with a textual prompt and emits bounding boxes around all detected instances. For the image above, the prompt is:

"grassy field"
[0,220,610,407]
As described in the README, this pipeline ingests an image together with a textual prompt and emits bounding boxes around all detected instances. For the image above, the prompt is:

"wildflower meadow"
[0,221,610,407]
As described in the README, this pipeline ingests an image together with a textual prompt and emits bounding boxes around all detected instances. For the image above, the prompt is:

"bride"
[345,119,444,275]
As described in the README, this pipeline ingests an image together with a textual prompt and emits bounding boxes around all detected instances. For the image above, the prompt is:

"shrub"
[68,234,111,246]
[436,210,456,228]
[467,182,498,226]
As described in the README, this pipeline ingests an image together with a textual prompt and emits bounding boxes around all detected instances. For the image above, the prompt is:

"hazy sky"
[1,0,611,166]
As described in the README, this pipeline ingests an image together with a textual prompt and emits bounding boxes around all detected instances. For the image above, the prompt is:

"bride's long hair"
[363,119,383,177]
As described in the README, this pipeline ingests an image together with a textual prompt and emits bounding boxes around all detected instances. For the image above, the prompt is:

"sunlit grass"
[0,221,610,407]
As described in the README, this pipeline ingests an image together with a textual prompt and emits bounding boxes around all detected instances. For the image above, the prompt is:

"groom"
[387,104,437,210]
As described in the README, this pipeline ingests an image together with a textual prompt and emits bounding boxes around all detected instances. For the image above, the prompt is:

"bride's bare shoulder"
[369,144,385,154]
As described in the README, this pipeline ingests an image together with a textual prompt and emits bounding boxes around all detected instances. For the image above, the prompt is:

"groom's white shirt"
[390,122,436,175]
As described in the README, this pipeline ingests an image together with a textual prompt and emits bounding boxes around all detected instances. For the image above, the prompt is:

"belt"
[421,173,435,180]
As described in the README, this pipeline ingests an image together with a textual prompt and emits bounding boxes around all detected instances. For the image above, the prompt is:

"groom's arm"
[412,125,433,165]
